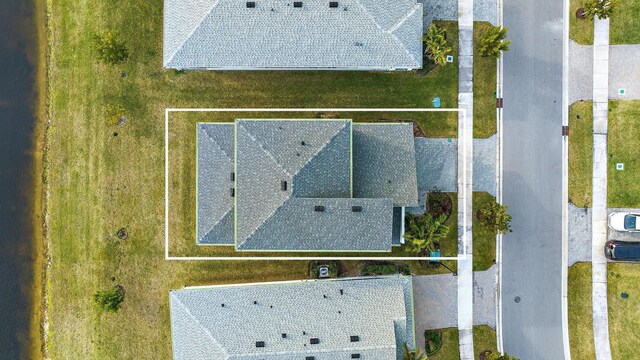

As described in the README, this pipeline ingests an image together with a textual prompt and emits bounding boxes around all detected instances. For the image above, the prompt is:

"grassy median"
[608,263,640,359]
[608,100,640,208]
[568,262,596,360]
[569,0,595,45]
[610,0,640,44]
[568,101,593,208]
[45,0,497,356]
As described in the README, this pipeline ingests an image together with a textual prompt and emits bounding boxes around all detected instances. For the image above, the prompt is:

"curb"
[495,0,505,352]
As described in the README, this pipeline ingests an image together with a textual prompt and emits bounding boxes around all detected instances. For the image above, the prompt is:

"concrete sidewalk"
[591,16,612,360]
[457,0,474,358]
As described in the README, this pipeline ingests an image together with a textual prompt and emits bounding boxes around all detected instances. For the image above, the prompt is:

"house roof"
[169,276,415,360]
[163,0,423,70]
[196,119,418,250]
[196,123,235,245]
[352,123,419,207]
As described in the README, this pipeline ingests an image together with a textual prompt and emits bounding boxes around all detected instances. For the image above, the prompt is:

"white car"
[608,212,640,232]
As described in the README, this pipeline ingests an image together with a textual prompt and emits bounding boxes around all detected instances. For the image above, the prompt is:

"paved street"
[501,0,566,358]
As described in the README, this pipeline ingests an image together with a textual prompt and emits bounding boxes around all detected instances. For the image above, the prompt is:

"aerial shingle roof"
[196,123,235,245]
[196,119,419,251]
[169,276,415,360]
[163,0,423,70]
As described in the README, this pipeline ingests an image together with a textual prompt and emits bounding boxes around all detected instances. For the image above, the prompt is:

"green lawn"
[610,0,640,44]
[473,192,498,271]
[474,22,498,138]
[568,101,593,208]
[426,326,497,360]
[568,262,596,360]
[45,0,497,356]
[608,263,640,359]
[570,0,594,45]
[608,101,640,207]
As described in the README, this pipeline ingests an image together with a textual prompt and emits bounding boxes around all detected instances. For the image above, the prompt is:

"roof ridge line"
[165,0,221,66]
[200,124,233,162]
[387,4,423,66]
[235,123,292,248]
[171,294,228,356]
[291,120,350,179]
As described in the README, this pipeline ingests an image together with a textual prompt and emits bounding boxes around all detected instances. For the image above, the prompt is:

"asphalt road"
[501,0,566,359]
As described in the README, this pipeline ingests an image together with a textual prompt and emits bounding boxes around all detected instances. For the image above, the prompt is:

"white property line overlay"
[165,108,468,261]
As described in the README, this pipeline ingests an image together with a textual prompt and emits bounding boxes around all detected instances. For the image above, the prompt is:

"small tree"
[403,343,428,360]
[479,26,511,58]
[93,29,129,64]
[93,286,125,312]
[423,24,452,66]
[583,0,616,20]
[478,200,513,235]
[488,352,520,360]
[404,214,450,255]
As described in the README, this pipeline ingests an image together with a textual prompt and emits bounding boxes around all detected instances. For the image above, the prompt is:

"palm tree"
[479,26,511,58]
[403,214,450,256]
[423,24,452,66]
[403,343,428,360]
[583,0,616,20]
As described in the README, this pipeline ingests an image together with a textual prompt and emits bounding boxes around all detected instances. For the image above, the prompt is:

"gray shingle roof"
[196,119,419,251]
[197,123,235,245]
[352,123,419,207]
[169,276,415,360]
[163,0,423,70]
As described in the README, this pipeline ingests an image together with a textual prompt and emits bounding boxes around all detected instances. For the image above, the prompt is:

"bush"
[93,29,129,64]
[93,286,125,312]
[423,23,452,66]
[424,329,443,355]
[479,26,510,58]
[360,262,411,276]
[427,189,453,220]
[583,0,616,20]
[478,200,513,235]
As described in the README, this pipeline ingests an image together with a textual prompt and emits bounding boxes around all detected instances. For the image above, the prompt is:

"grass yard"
[568,262,596,360]
[568,101,593,208]
[473,192,498,271]
[569,0,594,45]
[474,22,499,138]
[608,101,640,208]
[608,263,640,359]
[45,0,498,356]
[610,0,640,44]
[425,326,497,360]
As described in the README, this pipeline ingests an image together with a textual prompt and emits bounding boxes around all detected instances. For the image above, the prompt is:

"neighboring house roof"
[163,0,423,70]
[169,276,415,360]
[196,123,235,245]
[352,123,419,207]
[196,119,419,251]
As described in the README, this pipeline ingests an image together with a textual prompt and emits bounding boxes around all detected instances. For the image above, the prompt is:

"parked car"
[605,240,640,262]
[608,212,640,232]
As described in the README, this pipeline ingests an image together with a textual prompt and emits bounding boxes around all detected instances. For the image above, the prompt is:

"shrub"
[93,29,129,64]
[478,200,513,235]
[93,286,125,312]
[424,329,443,355]
[583,0,616,20]
[404,213,450,255]
[479,26,511,58]
[360,263,411,276]
[423,23,452,66]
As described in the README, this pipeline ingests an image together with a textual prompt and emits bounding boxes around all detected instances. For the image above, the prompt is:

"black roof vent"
[281,180,288,191]
[255,341,265,348]
[340,289,344,295]
[230,172,235,181]
[294,1,303,7]
[253,300,258,305]
[350,335,360,342]
[282,333,287,338]
[351,354,361,359]
[221,303,225,307]
[329,1,338,7]
[306,357,315,360]
[310,338,320,345]
[246,1,255,8]
[351,205,362,212]
[314,205,325,212]
[230,188,235,197]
